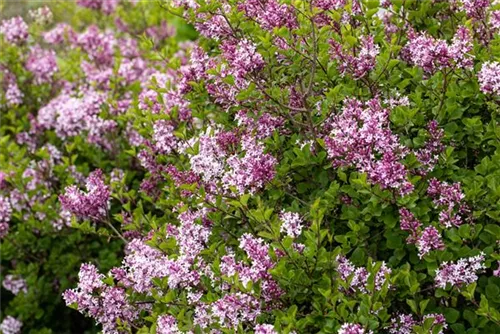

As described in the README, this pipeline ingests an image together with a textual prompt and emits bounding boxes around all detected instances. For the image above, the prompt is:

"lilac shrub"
[1,0,500,333]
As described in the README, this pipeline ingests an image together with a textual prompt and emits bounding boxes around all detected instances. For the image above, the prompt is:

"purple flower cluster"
[63,263,138,333]
[435,253,485,289]
[336,255,391,293]
[44,23,77,44]
[402,26,473,74]
[25,45,58,84]
[416,120,444,173]
[255,324,278,334]
[338,323,372,334]
[0,17,28,44]
[221,39,265,78]
[461,0,490,20]
[239,0,297,31]
[330,35,379,79]
[224,138,277,194]
[325,98,413,195]
[315,0,346,11]
[388,313,447,334]
[59,169,110,221]
[2,275,28,295]
[399,209,445,258]
[153,120,178,155]
[416,226,445,258]
[0,316,22,334]
[77,0,119,15]
[220,233,283,301]
[0,195,12,238]
[37,89,115,149]
[279,211,303,238]
[478,61,500,95]
[427,178,469,228]
[156,315,181,334]
[29,6,53,25]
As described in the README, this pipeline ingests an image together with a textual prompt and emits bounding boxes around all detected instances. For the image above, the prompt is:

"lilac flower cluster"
[315,0,346,11]
[325,98,413,195]
[427,178,470,228]
[153,120,178,155]
[0,195,12,238]
[478,61,500,95]
[59,169,110,220]
[336,255,391,293]
[37,89,115,149]
[415,120,444,173]
[388,313,447,334]
[402,26,473,74]
[338,323,372,334]
[25,45,58,84]
[0,17,28,44]
[239,0,297,31]
[43,23,77,45]
[2,275,28,295]
[221,39,265,78]
[77,0,119,15]
[220,233,283,302]
[0,316,22,334]
[279,211,303,238]
[254,324,278,334]
[330,35,379,79]
[461,0,490,20]
[29,6,53,25]
[63,263,138,333]
[223,138,277,194]
[399,209,444,258]
[435,253,485,289]
[156,315,181,334]
[1,69,23,107]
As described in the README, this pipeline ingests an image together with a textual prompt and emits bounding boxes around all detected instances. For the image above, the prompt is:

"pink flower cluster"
[0,17,28,44]
[25,45,58,84]
[338,323,372,334]
[0,316,22,334]
[478,61,500,95]
[402,26,473,74]
[415,120,444,173]
[325,98,413,195]
[2,275,28,295]
[399,209,444,258]
[255,324,278,334]
[223,138,277,194]
[59,169,110,221]
[330,35,379,79]
[239,0,297,31]
[435,253,485,289]
[63,263,138,333]
[388,313,447,334]
[427,178,470,228]
[0,195,12,238]
[43,23,77,45]
[221,39,265,78]
[153,120,178,155]
[315,0,346,11]
[156,315,181,334]
[37,89,116,149]
[336,255,391,293]
[29,6,53,25]
[461,0,490,20]
[220,233,283,302]
[279,211,303,238]
[77,0,119,15]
